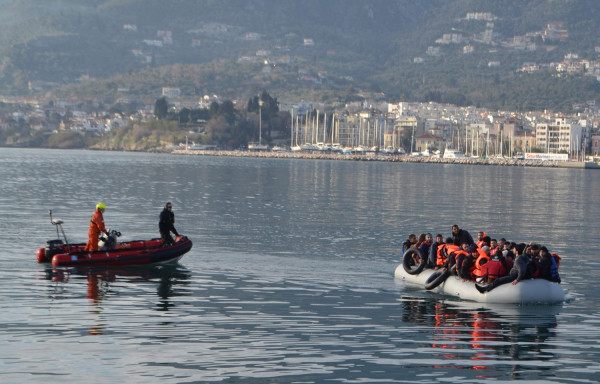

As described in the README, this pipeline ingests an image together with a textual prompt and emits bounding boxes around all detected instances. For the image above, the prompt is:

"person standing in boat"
[159,202,180,245]
[84,203,108,252]
[451,224,474,246]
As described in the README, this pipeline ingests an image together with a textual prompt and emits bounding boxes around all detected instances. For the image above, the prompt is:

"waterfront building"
[415,133,443,153]
[591,134,600,156]
[535,117,583,154]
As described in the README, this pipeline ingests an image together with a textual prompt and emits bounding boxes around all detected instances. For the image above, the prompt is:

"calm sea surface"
[1,148,599,383]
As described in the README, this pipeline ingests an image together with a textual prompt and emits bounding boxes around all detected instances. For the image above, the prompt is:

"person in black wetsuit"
[159,202,180,245]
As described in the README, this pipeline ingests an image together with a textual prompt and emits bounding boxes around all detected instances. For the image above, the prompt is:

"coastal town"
[2,8,600,169]
[2,87,600,169]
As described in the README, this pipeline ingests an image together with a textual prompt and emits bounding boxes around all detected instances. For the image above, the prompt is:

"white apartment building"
[535,117,582,154]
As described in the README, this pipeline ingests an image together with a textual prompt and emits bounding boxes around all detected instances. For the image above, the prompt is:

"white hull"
[394,265,565,304]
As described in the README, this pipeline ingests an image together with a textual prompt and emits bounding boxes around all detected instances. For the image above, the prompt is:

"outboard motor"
[98,229,121,251]
[37,239,65,263]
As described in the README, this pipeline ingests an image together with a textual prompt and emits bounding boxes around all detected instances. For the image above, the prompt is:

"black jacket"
[159,208,179,236]
[452,229,474,246]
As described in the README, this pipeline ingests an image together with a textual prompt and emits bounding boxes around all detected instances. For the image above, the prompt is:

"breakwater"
[172,149,599,169]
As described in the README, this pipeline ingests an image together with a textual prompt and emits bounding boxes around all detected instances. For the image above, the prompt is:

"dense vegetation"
[0,0,599,112]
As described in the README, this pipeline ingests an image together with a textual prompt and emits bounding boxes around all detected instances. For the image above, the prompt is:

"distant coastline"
[172,149,600,169]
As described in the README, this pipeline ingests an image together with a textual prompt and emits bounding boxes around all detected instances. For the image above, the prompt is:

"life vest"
[476,232,487,248]
[482,258,507,280]
[453,249,470,274]
[489,246,499,256]
[437,244,459,266]
[550,256,560,281]
[552,253,561,270]
[540,254,560,281]
[471,249,490,277]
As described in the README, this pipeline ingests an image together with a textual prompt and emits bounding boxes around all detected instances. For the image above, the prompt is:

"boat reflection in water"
[44,264,192,318]
[399,296,562,379]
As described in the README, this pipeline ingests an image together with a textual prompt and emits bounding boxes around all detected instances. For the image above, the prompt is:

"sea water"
[0,148,599,383]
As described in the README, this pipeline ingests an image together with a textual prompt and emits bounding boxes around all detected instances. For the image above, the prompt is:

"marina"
[172,147,600,169]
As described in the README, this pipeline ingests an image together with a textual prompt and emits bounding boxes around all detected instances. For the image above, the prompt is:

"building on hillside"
[162,87,181,98]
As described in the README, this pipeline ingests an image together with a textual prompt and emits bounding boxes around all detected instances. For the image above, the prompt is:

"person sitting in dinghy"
[537,246,561,283]
[402,234,417,255]
[418,233,433,266]
[437,237,459,271]
[478,248,510,284]
[428,234,444,268]
[476,243,536,293]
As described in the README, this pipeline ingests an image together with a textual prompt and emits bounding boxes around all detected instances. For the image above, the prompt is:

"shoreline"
[172,149,600,169]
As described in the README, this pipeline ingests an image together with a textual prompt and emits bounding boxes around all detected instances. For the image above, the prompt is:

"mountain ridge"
[1,0,599,111]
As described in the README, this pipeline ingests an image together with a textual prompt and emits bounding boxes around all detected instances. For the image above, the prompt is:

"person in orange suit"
[84,203,108,252]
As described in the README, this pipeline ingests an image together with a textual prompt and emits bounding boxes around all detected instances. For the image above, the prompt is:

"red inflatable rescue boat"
[36,210,192,267]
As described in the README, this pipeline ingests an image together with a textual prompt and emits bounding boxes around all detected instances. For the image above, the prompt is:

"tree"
[154,97,168,119]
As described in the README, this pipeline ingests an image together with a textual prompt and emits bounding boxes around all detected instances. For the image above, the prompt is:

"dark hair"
[530,243,540,251]
[445,237,453,244]
[516,243,526,255]
[540,246,549,254]
[436,234,443,238]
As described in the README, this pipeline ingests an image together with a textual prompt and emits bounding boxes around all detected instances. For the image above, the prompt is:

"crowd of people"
[402,225,562,293]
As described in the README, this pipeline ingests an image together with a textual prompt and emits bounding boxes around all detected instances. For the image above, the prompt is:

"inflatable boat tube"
[402,248,426,275]
[394,264,565,304]
[425,269,450,290]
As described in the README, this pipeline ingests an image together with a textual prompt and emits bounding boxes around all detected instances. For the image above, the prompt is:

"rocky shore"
[172,149,600,169]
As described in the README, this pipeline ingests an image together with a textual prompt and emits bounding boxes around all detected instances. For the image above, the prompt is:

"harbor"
[172,148,600,169]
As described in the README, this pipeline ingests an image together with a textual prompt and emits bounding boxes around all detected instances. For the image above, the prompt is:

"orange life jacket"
[552,253,561,270]
[472,252,490,277]
[437,244,459,265]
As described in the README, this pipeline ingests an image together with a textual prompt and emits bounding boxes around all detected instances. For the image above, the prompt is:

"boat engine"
[98,229,121,251]
[37,239,65,262]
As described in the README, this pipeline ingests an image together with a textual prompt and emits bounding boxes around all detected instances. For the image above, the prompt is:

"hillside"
[1,0,599,111]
